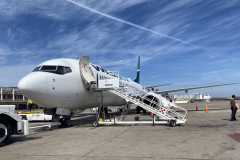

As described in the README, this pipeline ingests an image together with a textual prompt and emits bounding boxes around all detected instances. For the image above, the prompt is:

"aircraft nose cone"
[18,72,48,100]
[18,77,29,91]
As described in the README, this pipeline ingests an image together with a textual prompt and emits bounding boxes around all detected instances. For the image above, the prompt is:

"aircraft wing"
[155,82,240,94]
[145,83,172,89]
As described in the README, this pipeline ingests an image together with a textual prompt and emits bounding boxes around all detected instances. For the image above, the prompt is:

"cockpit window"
[33,66,41,72]
[65,67,72,74]
[40,66,57,71]
[56,66,64,74]
[33,65,72,75]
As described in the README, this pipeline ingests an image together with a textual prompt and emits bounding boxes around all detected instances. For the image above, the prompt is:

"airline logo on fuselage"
[91,64,129,82]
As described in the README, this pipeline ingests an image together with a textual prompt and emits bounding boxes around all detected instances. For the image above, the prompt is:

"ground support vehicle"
[19,113,53,121]
[76,55,188,127]
[89,78,187,127]
[0,105,29,146]
[0,105,60,147]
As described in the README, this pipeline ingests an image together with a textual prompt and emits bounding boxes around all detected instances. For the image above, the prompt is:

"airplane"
[18,55,240,126]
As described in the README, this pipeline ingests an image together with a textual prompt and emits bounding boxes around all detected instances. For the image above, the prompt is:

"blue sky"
[0,0,240,97]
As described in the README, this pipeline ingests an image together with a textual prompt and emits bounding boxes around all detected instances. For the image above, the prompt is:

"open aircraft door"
[79,56,96,85]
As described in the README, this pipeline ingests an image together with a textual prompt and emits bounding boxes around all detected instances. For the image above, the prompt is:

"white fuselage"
[18,58,143,110]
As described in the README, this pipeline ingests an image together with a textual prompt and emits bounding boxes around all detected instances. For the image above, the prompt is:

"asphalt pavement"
[0,100,239,160]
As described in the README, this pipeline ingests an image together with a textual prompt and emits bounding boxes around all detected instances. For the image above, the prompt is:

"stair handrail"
[114,80,187,120]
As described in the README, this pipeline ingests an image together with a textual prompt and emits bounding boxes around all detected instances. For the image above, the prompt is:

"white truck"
[19,113,53,121]
[0,105,28,147]
[0,105,71,147]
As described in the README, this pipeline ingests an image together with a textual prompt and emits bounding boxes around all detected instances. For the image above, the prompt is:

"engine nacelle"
[142,92,162,108]
[136,92,162,113]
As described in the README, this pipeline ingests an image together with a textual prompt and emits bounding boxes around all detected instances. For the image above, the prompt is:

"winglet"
[134,55,140,84]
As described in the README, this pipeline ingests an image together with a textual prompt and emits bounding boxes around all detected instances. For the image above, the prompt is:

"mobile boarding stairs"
[79,56,187,127]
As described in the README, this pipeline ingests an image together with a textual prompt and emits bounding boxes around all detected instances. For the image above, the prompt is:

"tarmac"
[0,100,240,160]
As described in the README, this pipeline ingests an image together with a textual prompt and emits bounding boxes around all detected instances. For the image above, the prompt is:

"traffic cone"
[196,104,198,111]
[151,112,153,117]
[205,105,208,112]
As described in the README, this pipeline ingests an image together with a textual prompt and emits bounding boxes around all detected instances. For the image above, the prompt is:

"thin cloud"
[66,0,197,47]
[66,0,239,61]
[0,0,239,96]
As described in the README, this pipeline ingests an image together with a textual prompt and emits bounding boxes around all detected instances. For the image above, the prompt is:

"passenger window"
[57,66,64,74]
[65,67,72,74]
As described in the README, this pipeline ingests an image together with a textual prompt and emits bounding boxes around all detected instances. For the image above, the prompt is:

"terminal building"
[0,87,29,110]
[170,93,211,103]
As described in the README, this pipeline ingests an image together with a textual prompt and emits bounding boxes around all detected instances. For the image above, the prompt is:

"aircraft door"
[79,56,96,84]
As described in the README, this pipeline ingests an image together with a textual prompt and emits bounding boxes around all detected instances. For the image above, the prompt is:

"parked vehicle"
[19,113,53,121]
[0,105,28,147]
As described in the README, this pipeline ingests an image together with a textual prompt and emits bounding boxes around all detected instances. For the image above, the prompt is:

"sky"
[0,0,240,97]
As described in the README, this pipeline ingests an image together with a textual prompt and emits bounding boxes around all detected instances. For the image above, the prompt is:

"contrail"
[66,0,238,60]
[66,0,196,47]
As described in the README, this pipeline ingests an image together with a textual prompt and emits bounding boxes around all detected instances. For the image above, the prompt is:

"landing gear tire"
[170,120,176,127]
[136,106,141,114]
[104,107,108,115]
[0,118,12,147]
[52,115,61,122]
[64,118,70,127]
[59,117,70,128]
[93,121,99,127]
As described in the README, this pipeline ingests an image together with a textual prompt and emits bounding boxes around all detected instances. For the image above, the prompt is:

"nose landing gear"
[57,111,74,128]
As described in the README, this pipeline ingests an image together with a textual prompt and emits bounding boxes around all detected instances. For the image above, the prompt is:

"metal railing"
[109,81,187,121]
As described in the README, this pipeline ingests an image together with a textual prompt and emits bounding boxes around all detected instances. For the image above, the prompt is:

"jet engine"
[136,92,162,113]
